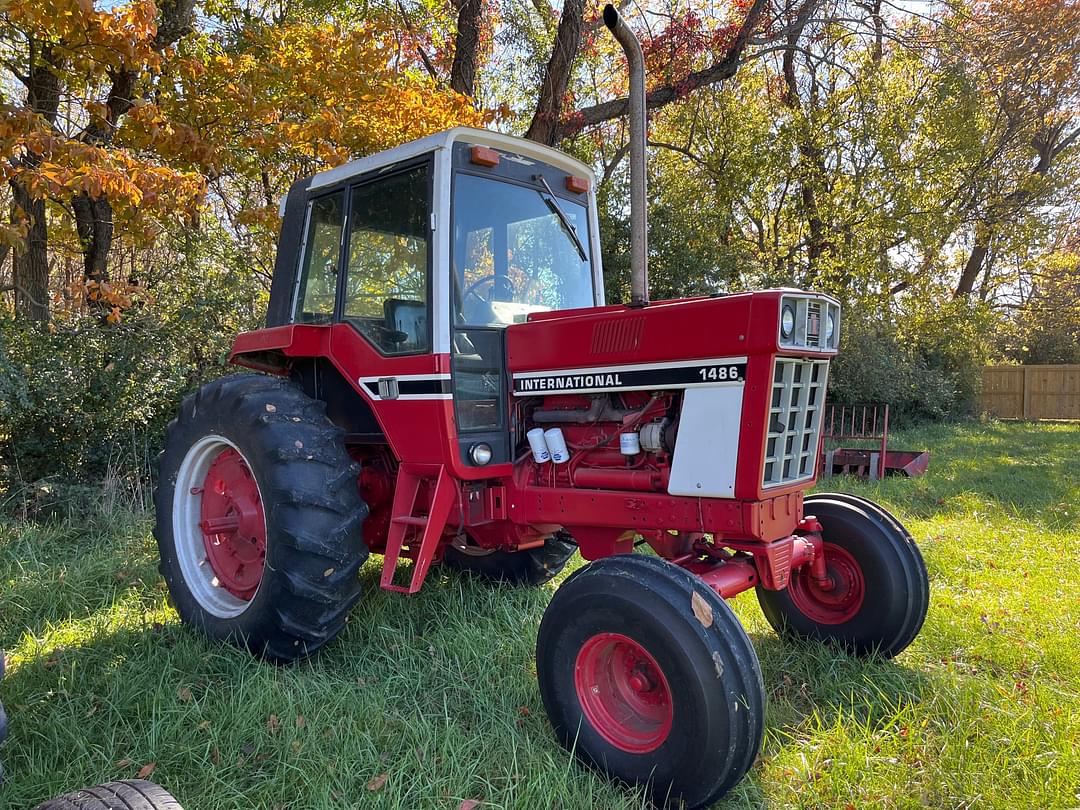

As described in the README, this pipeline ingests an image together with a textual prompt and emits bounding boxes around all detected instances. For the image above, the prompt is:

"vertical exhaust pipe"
[603,3,649,307]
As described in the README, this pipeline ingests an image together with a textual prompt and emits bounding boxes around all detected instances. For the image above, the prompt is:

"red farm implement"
[151,8,930,807]
[820,403,930,479]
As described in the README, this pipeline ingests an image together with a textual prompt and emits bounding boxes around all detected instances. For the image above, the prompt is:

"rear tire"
[537,554,764,809]
[756,493,929,658]
[34,780,183,810]
[154,373,369,663]
[443,532,576,585]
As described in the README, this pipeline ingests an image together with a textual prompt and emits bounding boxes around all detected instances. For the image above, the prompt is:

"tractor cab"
[252,128,605,471]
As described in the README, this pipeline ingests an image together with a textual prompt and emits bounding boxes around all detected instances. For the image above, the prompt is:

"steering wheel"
[462,274,516,323]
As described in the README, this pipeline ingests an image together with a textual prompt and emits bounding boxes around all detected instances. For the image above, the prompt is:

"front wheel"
[757,493,929,658]
[537,555,764,809]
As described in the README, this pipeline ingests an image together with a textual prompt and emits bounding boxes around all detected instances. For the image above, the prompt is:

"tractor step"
[380,464,456,594]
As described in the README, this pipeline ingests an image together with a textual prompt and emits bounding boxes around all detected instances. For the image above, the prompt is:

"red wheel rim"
[788,542,865,625]
[574,632,673,753]
[198,447,266,601]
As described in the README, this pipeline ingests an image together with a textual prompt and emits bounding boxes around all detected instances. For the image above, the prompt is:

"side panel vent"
[590,316,645,355]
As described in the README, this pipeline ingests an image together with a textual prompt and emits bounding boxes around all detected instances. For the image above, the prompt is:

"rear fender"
[228,325,332,375]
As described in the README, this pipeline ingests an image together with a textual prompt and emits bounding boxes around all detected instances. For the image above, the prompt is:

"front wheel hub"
[788,542,865,624]
[574,632,673,753]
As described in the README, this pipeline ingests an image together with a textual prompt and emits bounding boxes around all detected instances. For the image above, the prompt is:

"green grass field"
[1,420,1078,809]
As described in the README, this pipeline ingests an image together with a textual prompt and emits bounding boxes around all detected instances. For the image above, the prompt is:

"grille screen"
[763,358,830,488]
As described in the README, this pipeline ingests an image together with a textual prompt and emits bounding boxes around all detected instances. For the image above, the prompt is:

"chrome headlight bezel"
[777,294,841,352]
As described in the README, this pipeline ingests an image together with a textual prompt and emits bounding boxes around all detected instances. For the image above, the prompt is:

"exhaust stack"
[603,3,649,307]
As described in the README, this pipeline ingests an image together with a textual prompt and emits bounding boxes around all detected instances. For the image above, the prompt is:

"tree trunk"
[10,178,50,322]
[955,235,989,299]
[782,1,829,284]
[525,0,586,146]
[450,0,483,97]
[72,192,114,283]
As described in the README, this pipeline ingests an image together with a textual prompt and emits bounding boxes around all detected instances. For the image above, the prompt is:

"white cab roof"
[306,127,596,192]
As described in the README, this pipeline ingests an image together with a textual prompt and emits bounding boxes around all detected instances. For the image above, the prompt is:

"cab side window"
[343,164,431,354]
[295,192,344,324]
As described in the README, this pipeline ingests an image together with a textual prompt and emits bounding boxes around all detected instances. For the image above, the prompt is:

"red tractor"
[153,8,928,806]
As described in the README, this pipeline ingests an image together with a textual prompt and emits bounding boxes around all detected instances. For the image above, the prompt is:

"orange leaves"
[9,0,163,75]
[144,17,486,239]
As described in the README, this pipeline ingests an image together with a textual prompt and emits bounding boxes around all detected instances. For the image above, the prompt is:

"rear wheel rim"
[788,542,865,625]
[574,632,673,753]
[173,435,266,618]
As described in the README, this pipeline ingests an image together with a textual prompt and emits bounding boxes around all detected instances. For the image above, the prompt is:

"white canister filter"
[543,428,571,464]
[619,432,641,455]
[526,427,551,463]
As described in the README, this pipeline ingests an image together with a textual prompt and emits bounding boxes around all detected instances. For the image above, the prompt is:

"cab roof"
[306,127,596,193]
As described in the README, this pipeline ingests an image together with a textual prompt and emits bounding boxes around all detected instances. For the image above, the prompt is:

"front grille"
[806,301,822,345]
[763,358,830,488]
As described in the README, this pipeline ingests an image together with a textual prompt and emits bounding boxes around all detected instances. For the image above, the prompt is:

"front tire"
[537,555,764,809]
[756,493,929,658]
[154,373,369,663]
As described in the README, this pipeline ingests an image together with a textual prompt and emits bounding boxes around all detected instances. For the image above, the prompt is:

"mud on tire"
[154,373,368,663]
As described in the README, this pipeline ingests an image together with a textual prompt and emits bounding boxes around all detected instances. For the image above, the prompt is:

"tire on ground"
[756,493,929,658]
[34,780,184,810]
[443,532,576,585]
[154,373,368,663]
[537,554,765,809]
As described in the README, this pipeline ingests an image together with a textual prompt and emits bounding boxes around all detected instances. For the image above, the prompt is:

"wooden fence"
[981,365,1080,420]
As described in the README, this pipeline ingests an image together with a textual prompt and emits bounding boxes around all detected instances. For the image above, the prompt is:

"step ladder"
[380,463,456,594]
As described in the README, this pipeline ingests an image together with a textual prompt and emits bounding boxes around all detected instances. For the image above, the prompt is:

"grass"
[1,420,1079,809]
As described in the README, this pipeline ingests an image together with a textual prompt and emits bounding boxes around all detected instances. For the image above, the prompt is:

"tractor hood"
[506,290,831,378]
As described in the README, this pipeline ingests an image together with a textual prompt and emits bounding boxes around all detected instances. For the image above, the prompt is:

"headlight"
[825,312,835,343]
[781,304,796,339]
[469,443,493,465]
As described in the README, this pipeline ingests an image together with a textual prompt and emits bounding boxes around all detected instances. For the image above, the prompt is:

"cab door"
[292,158,453,464]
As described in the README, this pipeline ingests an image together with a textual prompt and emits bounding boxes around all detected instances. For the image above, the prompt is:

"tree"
[943,0,1080,299]
[2,0,203,321]
[1,0,484,322]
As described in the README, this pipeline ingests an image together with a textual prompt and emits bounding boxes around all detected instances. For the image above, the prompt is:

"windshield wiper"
[533,174,588,262]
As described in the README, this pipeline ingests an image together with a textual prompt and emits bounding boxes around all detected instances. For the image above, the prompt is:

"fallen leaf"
[517,706,530,716]
[367,773,389,791]
[267,714,281,734]
[136,763,156,779]
[295,714,306,729]
[210,746,221,765]
[198,720,211,731]
[459,801,481,810]
[178,686,193,702]
[116,758,133,768]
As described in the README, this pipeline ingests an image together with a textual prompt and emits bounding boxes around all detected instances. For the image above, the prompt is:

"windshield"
[452,173,594,327]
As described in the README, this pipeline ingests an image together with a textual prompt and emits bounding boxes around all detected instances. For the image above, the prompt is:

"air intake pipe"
[603,3,649,307]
